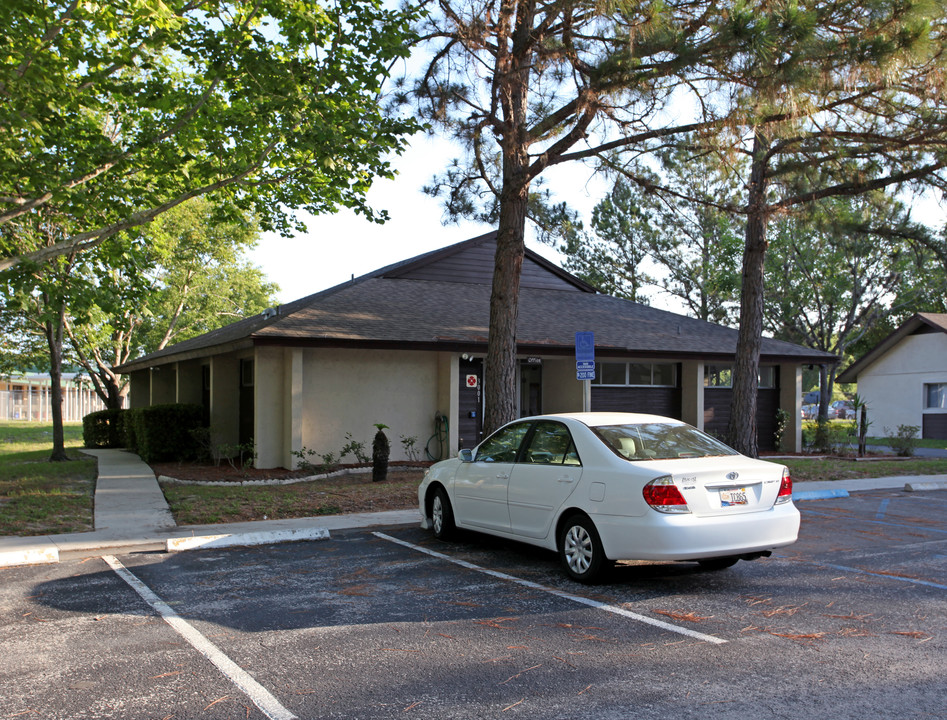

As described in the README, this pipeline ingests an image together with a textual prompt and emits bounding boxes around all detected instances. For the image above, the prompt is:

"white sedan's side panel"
[452,460,513,532]
[507,464,582,539]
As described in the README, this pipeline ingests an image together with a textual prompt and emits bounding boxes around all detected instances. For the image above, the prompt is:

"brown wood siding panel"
[520,258,582,290]
[396,246,580,291]
[591,387,682,419]
[923,414,947,440]
[756,389,779,451]
[703,389,731,440]
[704,388,779,450]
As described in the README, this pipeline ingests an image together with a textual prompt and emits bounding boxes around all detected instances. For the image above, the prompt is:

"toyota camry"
[418,412,800,583]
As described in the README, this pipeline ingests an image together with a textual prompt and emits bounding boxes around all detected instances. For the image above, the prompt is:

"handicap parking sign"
[575,332,595,381]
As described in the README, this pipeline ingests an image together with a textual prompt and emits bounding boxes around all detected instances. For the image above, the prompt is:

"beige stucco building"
[837,313,947,439]
[118,233,835,467]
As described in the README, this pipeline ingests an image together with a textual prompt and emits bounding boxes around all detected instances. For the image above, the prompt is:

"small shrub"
[82,409,126,448]
[125,404,203,463]
[340,432,369,464]
[217,441,256,471]
[884,424,920,457]
[400,434,421,462]
[773,408,791,450]
[291,447,338,475]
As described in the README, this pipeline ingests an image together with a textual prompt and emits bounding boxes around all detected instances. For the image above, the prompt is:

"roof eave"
[836,314,937,383]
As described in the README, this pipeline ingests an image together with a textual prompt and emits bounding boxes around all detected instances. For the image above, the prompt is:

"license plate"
[720,488,748,506]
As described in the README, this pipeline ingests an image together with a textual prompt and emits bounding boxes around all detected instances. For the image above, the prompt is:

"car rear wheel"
[558,514,610,583]
[430,487,456,541]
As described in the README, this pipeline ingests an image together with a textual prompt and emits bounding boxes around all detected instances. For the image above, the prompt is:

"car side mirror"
[459,448,474,463]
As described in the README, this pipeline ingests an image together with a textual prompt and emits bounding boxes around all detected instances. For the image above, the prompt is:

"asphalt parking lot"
[1,489,945,720]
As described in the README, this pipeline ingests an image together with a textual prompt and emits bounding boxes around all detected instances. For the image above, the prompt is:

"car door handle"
[558,476,575,484]
[496,473,510,480]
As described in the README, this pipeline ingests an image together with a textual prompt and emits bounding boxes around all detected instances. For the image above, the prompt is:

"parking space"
[1,491,944,719]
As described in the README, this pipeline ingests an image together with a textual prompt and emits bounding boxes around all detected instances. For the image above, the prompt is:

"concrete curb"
[166,527,330,552]
[904,480,947,492]
[0,545,59,567]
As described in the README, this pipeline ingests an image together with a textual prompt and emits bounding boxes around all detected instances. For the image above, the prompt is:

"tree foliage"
[765,194,942,405]
[562,147,744,322]
[409,0,946,442]
[407,0,762,434]
[601,1,947,455]
[0,212,88,459]
[0,0,421,272]
[65,199,278,410]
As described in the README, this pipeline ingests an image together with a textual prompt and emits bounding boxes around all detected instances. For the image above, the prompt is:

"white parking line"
[373,533,727,645]
[102,555,298,720]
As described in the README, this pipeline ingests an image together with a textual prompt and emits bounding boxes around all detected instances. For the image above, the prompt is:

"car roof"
[535,412,686,428]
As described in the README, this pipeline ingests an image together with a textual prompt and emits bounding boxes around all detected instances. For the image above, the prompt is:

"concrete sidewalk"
[1,450,945,568]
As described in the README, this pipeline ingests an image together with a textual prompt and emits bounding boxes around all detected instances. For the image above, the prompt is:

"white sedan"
[418,412,800,583]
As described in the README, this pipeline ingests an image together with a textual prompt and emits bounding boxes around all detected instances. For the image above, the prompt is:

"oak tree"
[1,0,420,271]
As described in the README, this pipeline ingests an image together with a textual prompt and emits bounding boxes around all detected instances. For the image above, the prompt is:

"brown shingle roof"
[117,235,835,372]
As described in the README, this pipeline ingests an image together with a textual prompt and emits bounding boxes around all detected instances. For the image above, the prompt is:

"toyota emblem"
[726,471,739,481]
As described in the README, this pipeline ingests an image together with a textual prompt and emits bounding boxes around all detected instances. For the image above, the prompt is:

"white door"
[508,421,582,539]
[453,421,530,532]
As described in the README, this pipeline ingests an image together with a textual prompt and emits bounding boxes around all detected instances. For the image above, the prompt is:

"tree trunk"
[818,364,830,420]
[45,296,70,462]
[728,132,771,457]
[482,0,533,438]
[483,182,529,437]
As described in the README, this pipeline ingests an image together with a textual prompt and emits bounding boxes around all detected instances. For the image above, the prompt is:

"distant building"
[118,232,835,467]
[837,313,947,439]
[0,373,107,422]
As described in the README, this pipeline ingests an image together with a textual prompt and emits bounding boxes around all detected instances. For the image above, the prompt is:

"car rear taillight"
[643,476,691,514]
[775,468,793,504]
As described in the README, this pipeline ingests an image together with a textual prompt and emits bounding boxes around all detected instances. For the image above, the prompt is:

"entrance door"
[519,361,542,417]
[238,358,254,446]
[458,357,483,450]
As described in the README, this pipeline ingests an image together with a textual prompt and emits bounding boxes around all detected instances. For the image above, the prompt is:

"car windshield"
[593,423,739,461]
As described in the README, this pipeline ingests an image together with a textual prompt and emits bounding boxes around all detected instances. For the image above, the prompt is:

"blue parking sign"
[575,332,595,381]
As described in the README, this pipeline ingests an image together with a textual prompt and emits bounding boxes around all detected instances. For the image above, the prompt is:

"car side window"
[522,421,581,466]
[475,422,531,463]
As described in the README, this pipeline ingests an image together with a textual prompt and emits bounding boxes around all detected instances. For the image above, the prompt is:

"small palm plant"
[372,423,390,482]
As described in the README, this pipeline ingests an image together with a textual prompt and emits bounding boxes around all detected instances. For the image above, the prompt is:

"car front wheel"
[558,514,610,583]
[430,487,456,541]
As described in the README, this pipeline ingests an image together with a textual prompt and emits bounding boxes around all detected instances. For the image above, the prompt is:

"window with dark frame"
[591,362,678,387]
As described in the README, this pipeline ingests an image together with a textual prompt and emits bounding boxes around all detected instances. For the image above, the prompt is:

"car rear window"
[593,423,739,461]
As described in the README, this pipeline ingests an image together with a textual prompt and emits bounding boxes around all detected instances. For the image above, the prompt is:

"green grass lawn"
[782,456,947,482]
[0,421,95,536]
[864,436,947,450]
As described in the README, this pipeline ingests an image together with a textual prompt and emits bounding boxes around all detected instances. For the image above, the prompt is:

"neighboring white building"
[836,313,947,439]
[0,373,107,422]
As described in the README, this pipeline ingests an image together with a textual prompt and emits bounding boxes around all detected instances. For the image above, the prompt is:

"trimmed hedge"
[83,409,127,448]
[125,403,203,463]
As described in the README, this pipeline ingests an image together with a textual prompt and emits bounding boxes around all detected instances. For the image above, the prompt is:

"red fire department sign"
[466,374,479,388]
